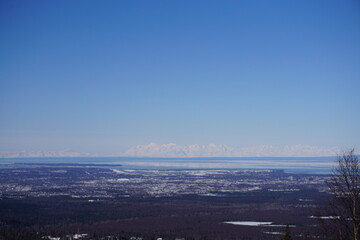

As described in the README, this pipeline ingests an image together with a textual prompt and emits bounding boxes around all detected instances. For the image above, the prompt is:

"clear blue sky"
[1,0,359,154]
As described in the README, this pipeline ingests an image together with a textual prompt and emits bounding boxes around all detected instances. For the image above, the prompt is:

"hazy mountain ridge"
[124,143,340,157]
[0,150,95,158]
[124,143,234,157]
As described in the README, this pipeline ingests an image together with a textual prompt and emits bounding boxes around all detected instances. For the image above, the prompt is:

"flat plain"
[0,166,333,240]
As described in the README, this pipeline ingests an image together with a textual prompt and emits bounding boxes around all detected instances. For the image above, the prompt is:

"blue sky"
[0,0,359,155]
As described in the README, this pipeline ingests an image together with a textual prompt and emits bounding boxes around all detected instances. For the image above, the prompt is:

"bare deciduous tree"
[328,149,360,240]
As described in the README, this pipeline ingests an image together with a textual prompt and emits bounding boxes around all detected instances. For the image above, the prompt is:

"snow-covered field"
[224,221,296,227]
[224,221,273,226]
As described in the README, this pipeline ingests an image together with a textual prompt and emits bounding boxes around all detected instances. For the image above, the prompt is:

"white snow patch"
[264,231,282,235]
[224,221,273,226]
[309,216,340,219]
[267,224,296,227]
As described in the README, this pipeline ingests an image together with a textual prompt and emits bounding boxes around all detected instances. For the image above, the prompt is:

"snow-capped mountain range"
[124,143,340,157]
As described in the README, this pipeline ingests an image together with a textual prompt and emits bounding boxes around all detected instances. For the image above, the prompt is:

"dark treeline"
[0,191,329,240]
